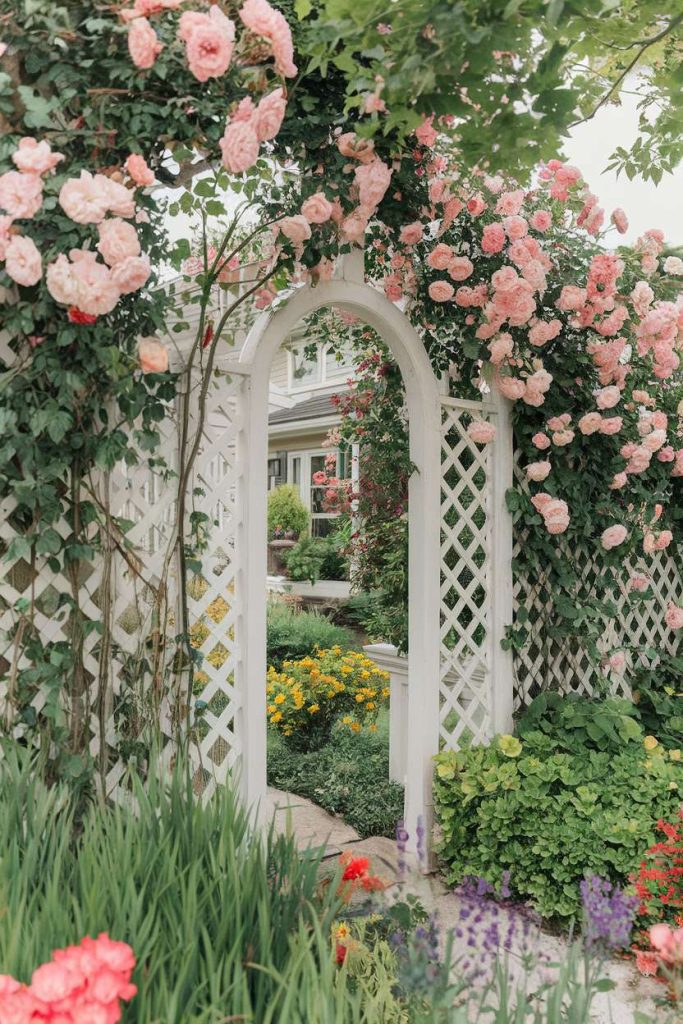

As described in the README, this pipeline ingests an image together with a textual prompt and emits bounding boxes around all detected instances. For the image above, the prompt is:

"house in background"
[267,326,357,538]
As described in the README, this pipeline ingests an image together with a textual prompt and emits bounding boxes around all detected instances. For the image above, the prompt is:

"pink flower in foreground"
[415,115,438,147]
[139,337,169,373]
[354,159,392,212]
[70,250,121,316]
[128,17,163,69]
[601,524,627,550]
[46,253,79,306]
[495,190,524,217]
[336,132,375,164]
[427,243,454,270]
[428,280,454,302]
[125,154,155,186]
[466,194,486,217]
[649,923,683,961]
[467,419,496,445]
[4,234,42,286]
[595,385,621,410]
[448,256,474,282]
[179,7,235,82]
[503,215,528,241]
[532,432,551,450]
[12,137,64,176]
[301,192,333,224]
[531,210,552,232]
[628,574,649,592]
[481,223,506,254]
[0,170,43,219]
[254,87,287,142]
[664,604,683,631]
[97,218,141,266]
[220,120,260,173]
[542,497,570,535]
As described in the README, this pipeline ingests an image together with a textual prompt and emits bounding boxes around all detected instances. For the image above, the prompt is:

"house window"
[289,342,354,391]
[287,448,352,537]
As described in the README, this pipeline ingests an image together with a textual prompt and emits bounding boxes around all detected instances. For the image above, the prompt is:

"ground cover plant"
[267,714,404,838]
[434,720,683,920]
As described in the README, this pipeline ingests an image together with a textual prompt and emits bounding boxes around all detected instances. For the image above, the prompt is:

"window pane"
[311,487,327,514]
[325,346,354,378]
[290,344,321,385]
[312,518,335,538]
[309,454,327,478]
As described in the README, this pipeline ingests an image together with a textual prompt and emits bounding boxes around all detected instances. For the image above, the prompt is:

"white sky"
[162,92,683,248]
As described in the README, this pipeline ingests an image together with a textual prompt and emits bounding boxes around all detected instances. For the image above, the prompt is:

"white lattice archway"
[237,253,445,851]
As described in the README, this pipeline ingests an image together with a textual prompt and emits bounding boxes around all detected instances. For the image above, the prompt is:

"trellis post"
[489,389,515,734]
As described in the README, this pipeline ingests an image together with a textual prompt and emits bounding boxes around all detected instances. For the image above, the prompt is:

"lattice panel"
[512,451,682,707]
[439,399,495,749]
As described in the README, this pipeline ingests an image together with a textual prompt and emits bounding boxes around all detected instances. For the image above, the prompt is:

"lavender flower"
[580,875,638,952]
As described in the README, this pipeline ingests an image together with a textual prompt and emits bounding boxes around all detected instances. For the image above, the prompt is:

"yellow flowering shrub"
[266,648,390,752]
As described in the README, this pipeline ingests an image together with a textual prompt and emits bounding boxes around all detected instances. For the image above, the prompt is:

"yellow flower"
[355,693,365,703]
[643,735,659,751]
[350,722,361,733]
[361,670,370,679]
[366,701,376,710]
[341,666,352,676]
[271,711,283,724]
[274,693,285,705]
[497,734,522,758]
[267,704,276,714]
[368,724,377,733]
[308,704,320,714]
[342,716,353,725]
[669,749,681,762]
[336,923,350,941]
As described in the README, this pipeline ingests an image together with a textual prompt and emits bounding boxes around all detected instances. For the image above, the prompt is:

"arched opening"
[236,257,442,854]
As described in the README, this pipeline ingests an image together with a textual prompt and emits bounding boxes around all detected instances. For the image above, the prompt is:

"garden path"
[267,788,669,1024]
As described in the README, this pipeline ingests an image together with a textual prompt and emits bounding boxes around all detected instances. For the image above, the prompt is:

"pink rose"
[70,250,121,316]
[578,412,603,436]
[12,137,63,176]
[531,210,552,232]
[336,132,375,164]
[495,190,524,216]
[503,215,528,241]
[628,574,649,592]
[219,120,260,173]
[552,428,574,446]
[525,460,551,482]
[490,266,518,292]
[239,0,297,78]
[427,243,454,270]
[254,87,287,142]
[278,215,311,244]
[125,154,155,186]
[601,524,627,550]
[605,650,626,673]
[531,432,551,450]
[399,221,423,246]
[46,254,79,306]
[466,194,486,217]
[0,170,43,219]
[609,472,627,490]
[664,604,683,630]
[179,7,235,82]
[481,223,506,254]
[488,333,513,364]
[97,218,141,266]
[467,419,496,445]
[415,115,438,147]
[610,208,628,234]
[599,417,622,435]
[595,385,620,410]
[556,285,587,312]
[448,256,474,282]
[428,280,454,302]
[101,177,136,218]
[111,254,151,294]
[626,446,652,474]
[496,375,525,400]
[128,17,163,69]
[138,337,169,374]
[0,216,13,260]
[354,159,392,212]
[542,498,570,535]
[59,171,110,224]
[341,209,368,245]
[301,192,333,224]
[4,235,42,287]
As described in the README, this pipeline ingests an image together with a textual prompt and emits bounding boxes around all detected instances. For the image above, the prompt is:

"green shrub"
[285,534,349,583]
[267,484,309,540]
[434,730,683,920]
[267,602,357,669]
[267,721,404,838]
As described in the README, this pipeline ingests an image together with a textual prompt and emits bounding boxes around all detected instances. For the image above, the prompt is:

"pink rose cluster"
[467,419,496,445]
[0,933,136,1023]
[42,170,150,318]
[220,88,287,174]
[531,492,571,535]
[0,137,64,287]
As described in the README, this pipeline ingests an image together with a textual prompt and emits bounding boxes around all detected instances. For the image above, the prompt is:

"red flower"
[202,323,214,349]
[67,307,98,325]
[341,856,370,881]
[335,943,347,965]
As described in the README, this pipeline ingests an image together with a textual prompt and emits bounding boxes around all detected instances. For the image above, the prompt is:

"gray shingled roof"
[269,394,339,425]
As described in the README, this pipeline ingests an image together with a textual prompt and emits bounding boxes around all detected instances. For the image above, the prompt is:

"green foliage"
[267,721,404,838]
[267,602,357,669]
[517,690,683,754]
[268,485,310,540]
[285,532,349,583]
[434,729,683,919]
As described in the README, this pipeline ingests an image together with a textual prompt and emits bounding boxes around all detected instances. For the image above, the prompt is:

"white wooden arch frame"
[236,255,443,851]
